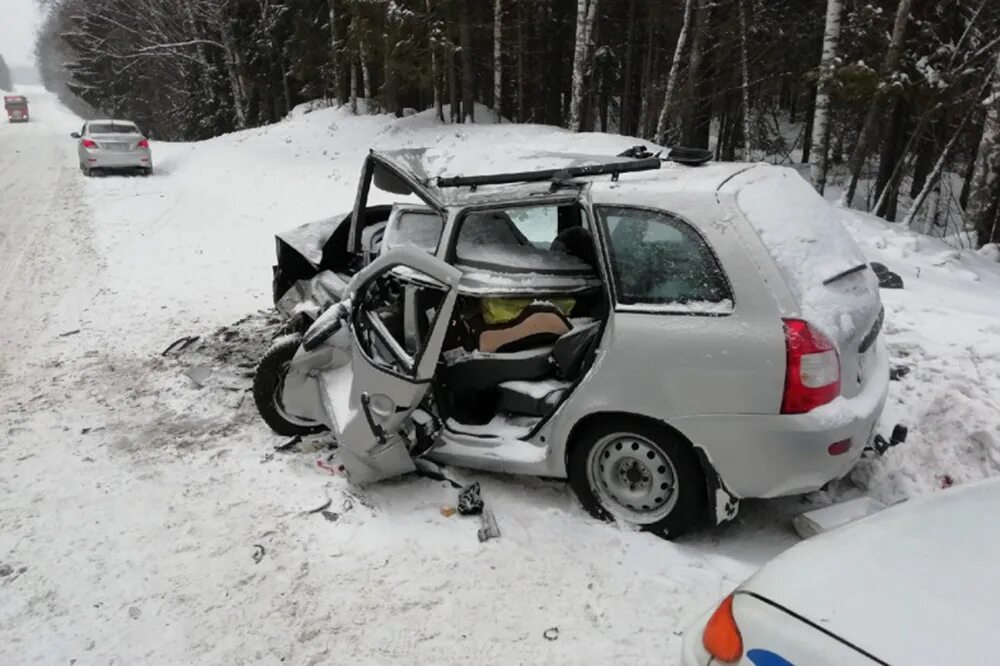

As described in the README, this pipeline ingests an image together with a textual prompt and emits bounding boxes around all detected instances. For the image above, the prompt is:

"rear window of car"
[596,206,732,311]
[88,123,138,134]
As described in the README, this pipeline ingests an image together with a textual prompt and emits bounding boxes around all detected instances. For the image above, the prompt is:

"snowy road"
[3,92,1000,665]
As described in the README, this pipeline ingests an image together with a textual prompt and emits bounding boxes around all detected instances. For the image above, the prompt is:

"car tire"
[81,164,93,177]
[142,167,153,177]
[253,334,327,436]
[568,416,706,539]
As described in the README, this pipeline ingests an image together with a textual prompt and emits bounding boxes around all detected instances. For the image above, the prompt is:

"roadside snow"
[3,92,1000,665]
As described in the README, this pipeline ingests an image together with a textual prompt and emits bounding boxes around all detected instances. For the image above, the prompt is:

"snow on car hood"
[741,478,1000,665]
[727,166,880,343]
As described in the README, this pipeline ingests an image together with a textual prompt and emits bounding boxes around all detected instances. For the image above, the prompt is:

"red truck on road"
[4,95,29,123]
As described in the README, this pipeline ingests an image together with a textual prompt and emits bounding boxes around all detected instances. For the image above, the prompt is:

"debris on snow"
[457,482,484,516]
[184,365,213,387]
[162,335,199,356]
[478,509,501,543]
[302,498,333,515]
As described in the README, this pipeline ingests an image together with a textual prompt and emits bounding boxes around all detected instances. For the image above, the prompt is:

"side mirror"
[70,132,81,139]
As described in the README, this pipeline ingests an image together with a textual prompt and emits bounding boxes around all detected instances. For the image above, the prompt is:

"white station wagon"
[254,148,894,537]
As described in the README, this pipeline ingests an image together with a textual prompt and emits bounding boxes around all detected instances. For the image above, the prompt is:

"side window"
[597,206,732,308]
[353,267,447,376]
[454,204,596,272]
[383,210,444,255]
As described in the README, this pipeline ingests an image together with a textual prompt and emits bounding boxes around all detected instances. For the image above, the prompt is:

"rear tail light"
[703,594,743,663]
[782,319,840,414]
[137,138,149,148]
[81,139,97,148]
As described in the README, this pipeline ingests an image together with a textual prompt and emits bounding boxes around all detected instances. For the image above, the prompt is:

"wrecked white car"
[254,148,895,537]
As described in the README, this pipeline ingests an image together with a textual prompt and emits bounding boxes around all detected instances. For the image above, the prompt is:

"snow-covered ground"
[3,90,1000,665]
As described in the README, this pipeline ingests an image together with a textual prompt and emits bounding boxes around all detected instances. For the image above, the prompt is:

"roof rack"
[436,156,662,189]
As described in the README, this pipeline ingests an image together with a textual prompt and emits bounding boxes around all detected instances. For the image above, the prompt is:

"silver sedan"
[72,119,153,176]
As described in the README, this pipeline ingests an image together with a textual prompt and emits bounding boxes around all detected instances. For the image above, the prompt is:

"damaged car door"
[325,247,461,484]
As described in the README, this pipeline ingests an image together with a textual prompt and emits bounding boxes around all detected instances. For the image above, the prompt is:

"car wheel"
[568,417,706,538]
[81,164,92,177]
[253,334,327,436]
[142,167,153,176]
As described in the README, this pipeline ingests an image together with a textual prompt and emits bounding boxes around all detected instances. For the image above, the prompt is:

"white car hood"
[743,479,1000,664]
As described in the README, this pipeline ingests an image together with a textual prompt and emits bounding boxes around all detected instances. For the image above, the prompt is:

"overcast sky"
[0,0,43,67]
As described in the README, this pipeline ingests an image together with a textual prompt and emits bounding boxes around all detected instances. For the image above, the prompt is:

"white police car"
[682,477,1000,664]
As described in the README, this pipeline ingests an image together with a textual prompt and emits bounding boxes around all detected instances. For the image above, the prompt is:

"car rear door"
[322,247,461,484]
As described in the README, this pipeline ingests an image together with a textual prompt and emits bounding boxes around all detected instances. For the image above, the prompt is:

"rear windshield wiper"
[822,263,868,286]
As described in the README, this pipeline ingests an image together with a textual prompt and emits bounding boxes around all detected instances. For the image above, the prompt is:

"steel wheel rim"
[586,433,678,524]
[273,361,320,427]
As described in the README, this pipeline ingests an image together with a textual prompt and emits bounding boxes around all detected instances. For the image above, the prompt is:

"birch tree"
[568,0,598,132]
[738,0,753,159]
[809,0,842,193]
[654,0,694,144]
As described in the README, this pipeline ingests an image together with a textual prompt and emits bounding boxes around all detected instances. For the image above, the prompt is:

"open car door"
[322,247,461,484]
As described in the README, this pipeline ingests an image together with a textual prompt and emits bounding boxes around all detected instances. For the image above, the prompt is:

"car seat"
[443,320,602,417]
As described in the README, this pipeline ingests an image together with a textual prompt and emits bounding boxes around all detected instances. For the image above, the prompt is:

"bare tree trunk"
[568,0,598,131]
[492,0,502,122]
[961,115,985,209]
[516,1,525,122]
[449,47,459,122]
[801,84,816,164]
[681,0,710,147]
[327,0,342,101]
[637,9,655,137]
[350,58,358,113]
[903,84,984,230]
[360,40,372,99]
[182,1,214,102]
[426,0,443,121]
[459,1,474,123]
[967,48,1000,245]
[620,0,637,135]
[654,0,694,144]
[809,0,842,192]
[219,23,248,129]
[844,0,914,206]
[737,0,752,159]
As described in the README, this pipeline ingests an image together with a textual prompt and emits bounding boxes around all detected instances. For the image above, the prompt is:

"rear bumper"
[85,150,151,169]
[675,341,890,499]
